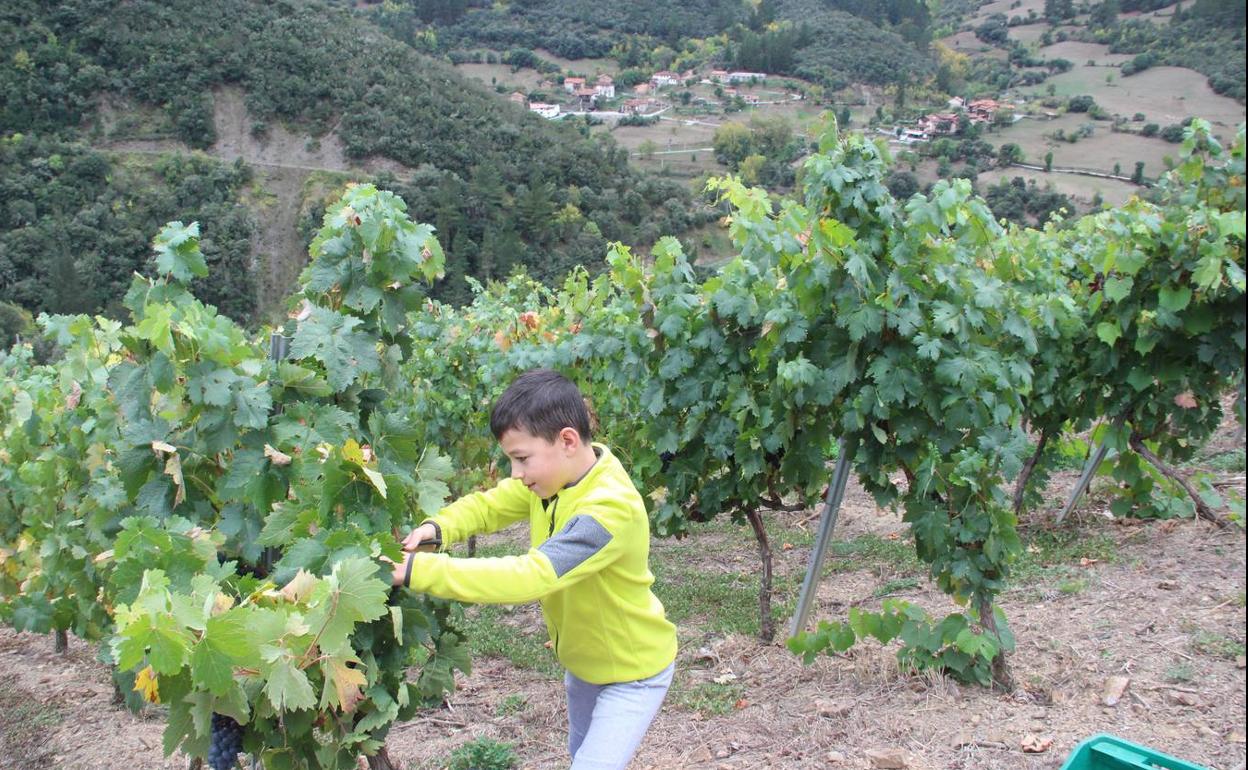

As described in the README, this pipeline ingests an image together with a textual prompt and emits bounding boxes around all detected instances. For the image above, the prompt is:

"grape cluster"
[207,713,243,770]
[659,451,675,472]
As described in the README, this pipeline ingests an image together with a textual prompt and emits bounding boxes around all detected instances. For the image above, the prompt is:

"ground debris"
[1102,676,1130,706]
[865,747,909,768]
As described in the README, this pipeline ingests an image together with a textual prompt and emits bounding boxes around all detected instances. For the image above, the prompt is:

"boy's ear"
[557,426,582,452]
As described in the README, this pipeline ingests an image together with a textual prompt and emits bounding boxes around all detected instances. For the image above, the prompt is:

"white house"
[528,102,560,119]
[650,70,680,88]
[726,71,767,83]
[594,74,615,99]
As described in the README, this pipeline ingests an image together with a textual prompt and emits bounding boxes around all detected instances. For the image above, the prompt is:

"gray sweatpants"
[564,662,676,769]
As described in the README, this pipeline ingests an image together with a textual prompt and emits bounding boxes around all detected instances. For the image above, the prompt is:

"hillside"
[356,0,934,88]
[0,0,710,324]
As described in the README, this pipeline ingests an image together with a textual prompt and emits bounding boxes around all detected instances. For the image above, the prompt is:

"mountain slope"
[0,0,708,321]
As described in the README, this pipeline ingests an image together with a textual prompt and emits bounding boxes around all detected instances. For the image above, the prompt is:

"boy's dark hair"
[490,369,593,443]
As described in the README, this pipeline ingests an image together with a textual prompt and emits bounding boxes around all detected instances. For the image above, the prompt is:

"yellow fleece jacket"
[404,444,678,685]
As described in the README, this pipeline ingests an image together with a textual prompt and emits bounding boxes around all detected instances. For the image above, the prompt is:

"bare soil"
[2,411,1244,770]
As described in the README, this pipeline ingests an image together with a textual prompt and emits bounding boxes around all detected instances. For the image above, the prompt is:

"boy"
[392,368,678,770]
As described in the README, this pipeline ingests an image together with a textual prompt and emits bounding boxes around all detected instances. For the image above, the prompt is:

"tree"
[712,122,753,168]
[639,140,659,161]
[996,143,1024,167]
[739,154,767,185]
[1044,151,1054,171]
[1131,161,1146,184]
[1091,0,1121,28]
[1067,95,1097,113]
[838,106,852,127]
[885,170,919,199]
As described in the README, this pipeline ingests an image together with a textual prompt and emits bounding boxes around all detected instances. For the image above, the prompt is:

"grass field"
[1024,58,1245,139]
[971,0,1048,24]
[534,51,619,76]
[453,62,548,94]
[1009,22,1051,45]
[976,165,1140,207]
[988,114,1182,179]
[1035,41,1134,67]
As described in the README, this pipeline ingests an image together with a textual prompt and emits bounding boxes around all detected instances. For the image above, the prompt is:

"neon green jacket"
[404,444,678,685]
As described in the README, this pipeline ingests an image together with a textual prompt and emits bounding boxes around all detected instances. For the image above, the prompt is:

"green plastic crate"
[1060,734,1209,770]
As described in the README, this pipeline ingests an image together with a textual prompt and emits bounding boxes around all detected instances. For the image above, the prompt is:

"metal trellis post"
[788,440,852,639]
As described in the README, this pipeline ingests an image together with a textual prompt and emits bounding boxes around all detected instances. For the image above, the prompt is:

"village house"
[622,98,663,116]
[563,76,586,93]
[917,112,958,137]
[572,87,598,110]
[594,74,615,99]
[967,98,1005,123]
[708,69,729,83]
[650,70,680,88]
[633,82,652,95]
[509,92,526,105]
[726,71,767,83]
[528,102,560,119]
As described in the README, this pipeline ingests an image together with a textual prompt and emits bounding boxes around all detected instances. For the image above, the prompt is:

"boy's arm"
[402,504,631,604]
[421,477,532,546]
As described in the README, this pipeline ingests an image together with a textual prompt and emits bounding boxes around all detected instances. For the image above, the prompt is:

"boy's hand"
[402,522,439,552]
[383,554,413,588]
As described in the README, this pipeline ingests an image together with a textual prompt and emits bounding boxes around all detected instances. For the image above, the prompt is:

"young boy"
[392,368,678,770]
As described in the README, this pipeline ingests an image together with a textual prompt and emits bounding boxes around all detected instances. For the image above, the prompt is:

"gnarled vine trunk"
[744,507,775,642]
[367,746,399,770]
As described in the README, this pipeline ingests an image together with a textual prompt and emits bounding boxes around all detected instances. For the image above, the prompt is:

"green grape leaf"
[303,557,389,655]
[190,611,256,695]
[1158,285,1192,313]
[289,306,380,392]
[153,221,208,283]
[264,657,317,712]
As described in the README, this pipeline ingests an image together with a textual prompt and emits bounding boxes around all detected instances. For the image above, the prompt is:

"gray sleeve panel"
[538,515,614,578]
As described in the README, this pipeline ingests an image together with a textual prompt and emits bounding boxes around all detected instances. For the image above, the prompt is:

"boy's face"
[499,427,580,499]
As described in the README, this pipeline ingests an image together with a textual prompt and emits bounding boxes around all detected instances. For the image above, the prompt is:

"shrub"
[448,738,519,770]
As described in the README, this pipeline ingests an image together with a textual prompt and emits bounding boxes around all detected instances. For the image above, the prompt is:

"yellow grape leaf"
[164,453,185,508]
[280,569,318,604]
[264,443,293,466]
[212,592,236,615]
[134,665,161,704]
[321,654,368,714]
[342,438,364,465]
[361,466,387,499]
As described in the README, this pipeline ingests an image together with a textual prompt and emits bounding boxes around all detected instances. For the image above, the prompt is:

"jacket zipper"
[546,496,560,659]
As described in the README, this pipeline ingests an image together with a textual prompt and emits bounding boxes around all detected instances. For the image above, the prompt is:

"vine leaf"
[303,557,389,655]
[153,221,208,283]
[190,613,255,696]
[264,657,317,712]
[290,306,380,392]
[320,653,368,713]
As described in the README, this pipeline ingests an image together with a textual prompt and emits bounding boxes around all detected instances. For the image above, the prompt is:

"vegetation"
[1,0,712,316]
[354,0,934,90]
[0,136,257,322]
[983,176,1075,226]
[1094,0,1246,100]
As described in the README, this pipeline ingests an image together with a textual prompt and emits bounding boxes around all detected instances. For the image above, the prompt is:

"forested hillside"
[359,0,934,88]
[0,0,709,325]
